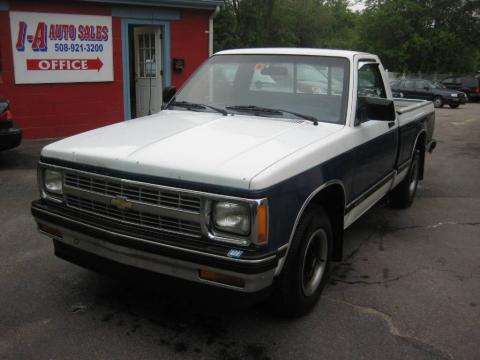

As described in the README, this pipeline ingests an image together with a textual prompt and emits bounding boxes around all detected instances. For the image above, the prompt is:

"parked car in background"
[391,79,467,108]
[0,98,22,151]
[441,76,480,102]
[389,79,400,87]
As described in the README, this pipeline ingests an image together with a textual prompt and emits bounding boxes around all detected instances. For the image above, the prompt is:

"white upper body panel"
[42,110,343,190]
[43,48,433,192]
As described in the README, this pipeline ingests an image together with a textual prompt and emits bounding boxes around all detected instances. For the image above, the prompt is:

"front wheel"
[433,96,444,108]
[270,205,332,317]
[390,150,420,209]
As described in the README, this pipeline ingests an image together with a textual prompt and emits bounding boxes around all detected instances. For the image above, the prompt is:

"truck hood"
[42,110,343,190]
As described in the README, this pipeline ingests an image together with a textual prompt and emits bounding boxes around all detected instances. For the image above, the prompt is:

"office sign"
[10,11,114,84]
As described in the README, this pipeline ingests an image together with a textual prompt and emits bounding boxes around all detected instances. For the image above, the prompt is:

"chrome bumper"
[32,201,283,293]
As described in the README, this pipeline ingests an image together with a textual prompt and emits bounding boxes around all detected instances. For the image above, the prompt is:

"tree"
[214,0,480,74]
[214,0,359,50]
[358,0,480,73]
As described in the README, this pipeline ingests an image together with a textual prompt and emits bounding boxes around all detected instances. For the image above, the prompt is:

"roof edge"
[214,48,373,58]
[78,0,224,10]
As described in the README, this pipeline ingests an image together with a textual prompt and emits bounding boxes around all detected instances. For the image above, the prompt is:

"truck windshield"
[172,54,350,125]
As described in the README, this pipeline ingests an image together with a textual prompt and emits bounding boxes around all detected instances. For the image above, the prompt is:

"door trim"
[121,18,172,120]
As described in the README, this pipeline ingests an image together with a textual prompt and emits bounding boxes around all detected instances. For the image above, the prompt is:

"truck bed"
[394,98,433,114]
[394,98,436,154]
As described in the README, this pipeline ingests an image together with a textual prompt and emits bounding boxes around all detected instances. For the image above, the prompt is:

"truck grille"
[62,170,205,239]
[64,172,201,213]
[65,194,202,238]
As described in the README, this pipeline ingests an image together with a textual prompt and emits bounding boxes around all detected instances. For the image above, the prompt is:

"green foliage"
[214,0,360,49]
[214,0,480,74]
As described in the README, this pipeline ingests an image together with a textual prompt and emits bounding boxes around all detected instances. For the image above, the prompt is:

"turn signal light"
[0,109,13,121]
[5,109,13,120]
[256,202,268,245]
[198,270,245,288]
[38,223,63,238]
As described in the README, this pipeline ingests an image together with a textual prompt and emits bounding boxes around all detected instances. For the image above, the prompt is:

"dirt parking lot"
[1,104,479,360]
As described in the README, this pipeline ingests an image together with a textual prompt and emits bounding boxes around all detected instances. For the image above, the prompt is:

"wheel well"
[416,132,426,180]
[307,184,345,261]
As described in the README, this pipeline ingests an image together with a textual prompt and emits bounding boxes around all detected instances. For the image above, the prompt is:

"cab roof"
[215,48,375,60]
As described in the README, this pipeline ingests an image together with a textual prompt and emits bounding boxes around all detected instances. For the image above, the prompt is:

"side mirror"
[356,96,396,125]
[424,86,430,91]
[162,86,177,105]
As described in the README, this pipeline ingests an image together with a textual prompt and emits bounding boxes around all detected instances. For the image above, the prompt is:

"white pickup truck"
[32,48,436,316]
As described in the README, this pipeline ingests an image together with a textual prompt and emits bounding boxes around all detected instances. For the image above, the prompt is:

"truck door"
[351,62,398,201]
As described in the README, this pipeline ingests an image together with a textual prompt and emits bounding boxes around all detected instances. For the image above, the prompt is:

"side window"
[404,80,414,89]
[415,81,426,89]
[358,64,386,98]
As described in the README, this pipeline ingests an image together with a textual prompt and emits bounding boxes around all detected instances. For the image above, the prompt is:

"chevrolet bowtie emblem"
[111,196,132,210]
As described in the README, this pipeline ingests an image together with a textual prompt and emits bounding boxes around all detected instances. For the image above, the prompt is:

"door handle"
[388,121,395,128]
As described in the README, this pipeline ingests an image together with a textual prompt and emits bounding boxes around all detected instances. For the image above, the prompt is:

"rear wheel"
[270,205,332,317]
[433,96,444,108]
[390,150,420,209]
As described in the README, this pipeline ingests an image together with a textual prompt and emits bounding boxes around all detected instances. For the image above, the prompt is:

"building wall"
[170,9,209,88]
[0,1,124,139]
[0,1,212,139]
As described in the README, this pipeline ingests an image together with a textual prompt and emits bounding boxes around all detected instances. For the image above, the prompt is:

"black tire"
[433,96,444,108]
[390,150,420,209]
[270,205,333,317]
[449,104,459,109]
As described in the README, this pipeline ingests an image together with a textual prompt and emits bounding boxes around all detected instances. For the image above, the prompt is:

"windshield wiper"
[225,105,318,125]
[170,101,228,116]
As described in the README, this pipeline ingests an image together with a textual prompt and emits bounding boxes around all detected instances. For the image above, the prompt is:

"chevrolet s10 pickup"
[32,49,436,316]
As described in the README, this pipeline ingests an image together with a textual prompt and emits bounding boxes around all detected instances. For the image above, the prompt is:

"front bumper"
[447,96,467,105]
[32,200,285,293]
[0,127,22,151]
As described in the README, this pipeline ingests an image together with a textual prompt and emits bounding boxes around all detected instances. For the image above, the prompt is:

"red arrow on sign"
[26,57,104,71]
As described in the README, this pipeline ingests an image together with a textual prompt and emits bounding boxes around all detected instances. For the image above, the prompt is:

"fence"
[386,71,454,82]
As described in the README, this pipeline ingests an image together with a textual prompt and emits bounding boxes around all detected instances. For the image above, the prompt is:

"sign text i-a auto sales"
[9,12,114,84]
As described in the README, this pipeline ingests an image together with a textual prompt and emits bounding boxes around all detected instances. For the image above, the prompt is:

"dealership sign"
[9,11,114,84]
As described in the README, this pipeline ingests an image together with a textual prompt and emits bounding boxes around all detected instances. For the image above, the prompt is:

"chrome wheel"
[301,229,328,297]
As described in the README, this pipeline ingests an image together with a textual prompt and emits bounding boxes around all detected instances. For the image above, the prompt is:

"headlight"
[450,93,458,97]
[44,169,63,194]
[213,201,250,236]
